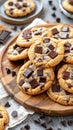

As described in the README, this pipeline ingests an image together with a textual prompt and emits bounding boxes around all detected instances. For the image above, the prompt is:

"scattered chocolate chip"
[20,26,24,30]
[52,6,56,10]
[62,26,69,32]
[49,51,58,59]
[48,0,52,5]
[39,77,46,82]
[23,68,33,78]
[71,47,73,50]
[4,102,10,108]
[24,124,30,130]
[52,84,60,92]
[62,71,70,80]
[64,42,71,47]
[19,79,24,86]
[6,68,11,74]
[35,46,43,54]
[48,44,54,50]
[46,128,53,130]
[12,71,16,77]
[40,113,46,119]
[67,120,73,126]
[52,28,59,35]
[40,120,47,128]
[56,18,61,23]
[69,0,73,5]
[60,120,67,127]
[15,3,22,9]
[0,113,3,118]
[11,111,18,118]
[29,79,39,88]
[8,2,14,6]
[59,33,69,39]
[51,13,56,17]
[34,118,40,124]
[37,69,43,76]
[47,119,53,124]
[11,26,17,31]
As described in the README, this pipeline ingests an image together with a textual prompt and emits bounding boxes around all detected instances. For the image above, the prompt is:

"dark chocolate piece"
[23,68,33,78]
[22,29,32,39]
[8,2,14,6]
[52,84,60,92]
[62,26,69,32]
[40,113,46,119]
[23,3,28,7]
[49,51,58,59]
[29,79,39,88]
[64,42,71,47]
[52,28,59,35]
[43,38,50,43]
[35,46,42,54]
[16,46,24,53]
[24,124,30,130]
[14,44,19,49]
[69,0,73,5]
[25,87,29,92]
[56,18,61,23]
[51,13,56,17]
[48,44,54,50]
[64,47,70,53]
[6,68,11,74]
[59,33,69,39]
[20,26,24,30]
[0,113,3,118]
[4,102,10,108]
[12,71,16,77]
[48,0,52,5]
[19,79,24,86]
[65,91,70,95]
[67,120,73,126]
[39,77,46,82]
[46,48,49,53]
[37,69,43,76]
[9,8,14,15]
[62,71,70,80]
[60,120,67,127]
[11,111,18,118]
[0,30,11,44]
[15,3,22,9]
[52,6,56,10]
[46,128,53,130]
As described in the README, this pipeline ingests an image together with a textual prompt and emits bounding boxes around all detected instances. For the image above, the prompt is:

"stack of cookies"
[7,24,73,106]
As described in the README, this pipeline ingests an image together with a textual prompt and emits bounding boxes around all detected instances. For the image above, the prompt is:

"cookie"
[48,24,73,41]
[17,61,54,95]
[0,106,9,130]
[62,39,73,64]
[62,0,73,13]
[28,37,64,67]
[4,0,36,18]
[16,26,48,47]
[7,42,28,61]
[58,64,73,94]
[47,79,73,105]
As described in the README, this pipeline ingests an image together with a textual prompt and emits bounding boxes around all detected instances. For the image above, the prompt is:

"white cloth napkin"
[0,18,46,129]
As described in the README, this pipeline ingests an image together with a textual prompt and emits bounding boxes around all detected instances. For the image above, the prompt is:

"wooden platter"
[0,0,43,25]
[1,23,73,116]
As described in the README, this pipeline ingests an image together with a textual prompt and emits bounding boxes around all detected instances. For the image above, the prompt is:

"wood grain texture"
[1,23,73,115]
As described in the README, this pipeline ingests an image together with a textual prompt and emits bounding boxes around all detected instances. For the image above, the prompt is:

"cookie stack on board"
[7,24,73,106]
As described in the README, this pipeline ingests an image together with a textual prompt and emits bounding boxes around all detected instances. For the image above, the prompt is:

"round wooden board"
[1,23,73,116]
[0,0,43,25]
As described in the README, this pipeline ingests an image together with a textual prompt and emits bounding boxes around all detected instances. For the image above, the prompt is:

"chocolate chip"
[51,13,56,17]
[16,46,24,53]
[0,113,3,118]
[14,44,19,49]
[37,69,43,76]
[52,84,60,92]
[20,26,24,30]
[48,44,54,50]
[43,38,50,43]
[65,91,70,95]
[35,46,42,54]
[24,124,30,130]
[12,71,16,77]
[56,18,61,23]
[23,68,33,78]
[46,128,53,130]
[63,56,67,61]
[6,68,11,74]
[69,0,73,5]
[64,47,70,53]
[9,8,14,15]
[52,6,56,10]
[48,0,52,5]
[11,26,17,31]
[52,28,59,35]
[59,33,69,39]
[62,71,70,80]
[41,120,47,128]
[15,3,22,9]
[29,79,39,88]
[23,3,28,7]
[49,51,58,59]
[39,77,46,82]
[67,120,73,126]
[60,120,67,127]
[19,79,24,86]
[11,111,18,118]
[25,87,29,92]
[8,2,14,6]
[64,42,71,47]
[62,26,69,32]
[40,113,46,119]
[22,29,32,39]
[4,102,10,108]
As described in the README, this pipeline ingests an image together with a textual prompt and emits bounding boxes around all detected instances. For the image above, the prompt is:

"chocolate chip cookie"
[0,106,9,130]
[62,0,73,13]
[28,37,64,67]
[4,0,36,18]
[7,42,28,61]
[17,61,54,95]
[16,26,48,47]
[47,79,73,105]
[58,64,73,94]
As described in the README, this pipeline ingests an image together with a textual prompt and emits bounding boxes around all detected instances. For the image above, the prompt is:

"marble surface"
[0,0,73,130]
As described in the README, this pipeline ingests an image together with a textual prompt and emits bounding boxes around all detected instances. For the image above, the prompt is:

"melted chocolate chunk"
[43,38,50,43]
[62,26,69,32]
[59,33,69,39]
[11,111,18,118]
[64,47,70,53]
[15,3,22,9]
[0,113,3,118]
[39,77,46,82]
[22,29,32,39]
[49,51,58,59]
[23,3,28,7]
[6,68,11,74]
[60,120,67,127]
[24,124,30,130]
[0,30,11,44]
[19,79,24,86]
[52,84,60,92]
[52,28,59,35]
[37,69,43,76]
[48,44,54,50]
[23,68,33,78]
[35,46,42,54]
[5,102,10,108]
[8,2,14,6]
[69,0,73,5]
[29,79,39,88]
[12,71,16,77]
[62,71,70,80]
[64,42,71,47]
[16,46,24,53]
